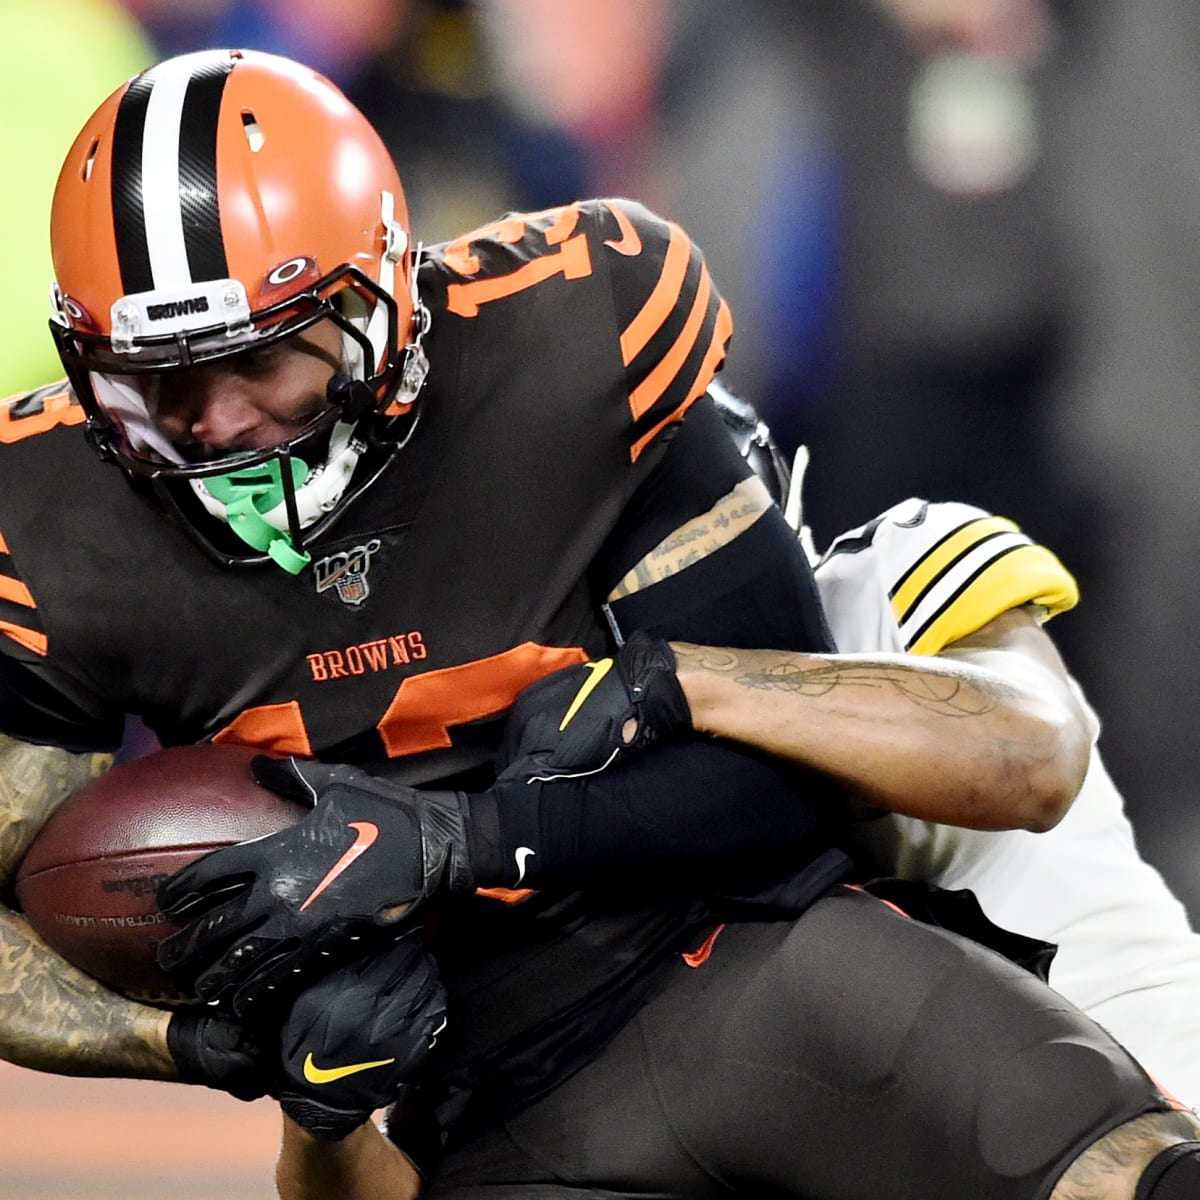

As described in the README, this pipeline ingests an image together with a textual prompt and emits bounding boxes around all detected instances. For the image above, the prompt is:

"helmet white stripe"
[139,56,202,289]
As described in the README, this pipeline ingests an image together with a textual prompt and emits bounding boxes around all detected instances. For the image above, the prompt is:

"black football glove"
[156,757,473,1017]
[279,934,448,1142]
[166,1008,275,1101]
[497,631,692,779]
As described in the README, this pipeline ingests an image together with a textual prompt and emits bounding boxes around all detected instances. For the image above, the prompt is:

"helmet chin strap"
[190,420,363,573]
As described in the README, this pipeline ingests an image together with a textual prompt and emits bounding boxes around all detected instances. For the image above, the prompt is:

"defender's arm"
[276,1117,421,1200]
[675,605,1091,832]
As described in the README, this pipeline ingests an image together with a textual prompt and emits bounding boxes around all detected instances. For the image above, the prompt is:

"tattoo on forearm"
[737,661,998,717]
[0,735,112,880]
[674,645,1007,719]
[0,907,168,1076]
[0,737,168,1077]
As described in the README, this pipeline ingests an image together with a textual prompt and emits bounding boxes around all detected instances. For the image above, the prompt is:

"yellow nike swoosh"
[559,658,613,730]
[302,1052,397,1085]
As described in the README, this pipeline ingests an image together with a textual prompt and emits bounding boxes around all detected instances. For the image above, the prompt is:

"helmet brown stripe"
[177,58,232,283]
[110,74,154,295]
[109,54,234,297]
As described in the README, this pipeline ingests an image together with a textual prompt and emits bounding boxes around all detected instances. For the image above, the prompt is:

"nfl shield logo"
[313,539,382,607]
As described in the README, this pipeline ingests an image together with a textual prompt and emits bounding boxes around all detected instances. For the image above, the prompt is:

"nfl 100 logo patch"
[313,539,383,606]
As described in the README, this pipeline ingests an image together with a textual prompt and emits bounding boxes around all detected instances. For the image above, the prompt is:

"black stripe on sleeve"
[894,528,1013,627]
[902,543,1025,651]
[886,517,978,601]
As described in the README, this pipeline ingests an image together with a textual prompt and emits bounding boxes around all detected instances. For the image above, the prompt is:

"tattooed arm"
[673,606,1091,832]
[0,732,177,1078]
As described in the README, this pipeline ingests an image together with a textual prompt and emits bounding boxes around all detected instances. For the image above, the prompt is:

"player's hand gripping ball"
[156,756,475,1017]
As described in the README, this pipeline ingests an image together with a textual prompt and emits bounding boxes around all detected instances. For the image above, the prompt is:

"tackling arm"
[0,731,177,1078]
[276,1116,421,1200]
[674,605,1091,832]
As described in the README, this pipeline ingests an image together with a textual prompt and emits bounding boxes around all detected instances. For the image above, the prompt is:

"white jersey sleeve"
[815,497,1078,657]
[815,498,1200,1108]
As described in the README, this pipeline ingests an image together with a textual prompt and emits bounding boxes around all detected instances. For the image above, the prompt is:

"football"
[14,743,308,1004]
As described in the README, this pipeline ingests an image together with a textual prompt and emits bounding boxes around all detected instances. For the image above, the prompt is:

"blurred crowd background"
[2,0,1199,937]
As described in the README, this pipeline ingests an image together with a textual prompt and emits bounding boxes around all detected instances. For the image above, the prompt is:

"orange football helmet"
[48,49,429,571]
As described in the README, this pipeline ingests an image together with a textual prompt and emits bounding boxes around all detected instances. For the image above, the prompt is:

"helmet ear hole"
[241,112,264,152]
[82,139,100,182]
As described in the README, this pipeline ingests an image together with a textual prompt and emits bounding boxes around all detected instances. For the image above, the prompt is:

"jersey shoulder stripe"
[600,199,732,461]
[428,201,731,465]
[0,525,47,656]
[820,498,1078,656]
[0,382,83,445]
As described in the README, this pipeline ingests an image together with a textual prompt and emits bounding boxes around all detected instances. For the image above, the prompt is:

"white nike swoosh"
[514,846,536,885]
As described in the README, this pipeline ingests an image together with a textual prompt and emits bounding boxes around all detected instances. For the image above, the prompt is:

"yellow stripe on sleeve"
[890,516,1020,623]
[907,543,1079,656]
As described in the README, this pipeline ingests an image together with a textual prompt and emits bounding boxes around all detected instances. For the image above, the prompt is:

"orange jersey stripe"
[377,642,588,758]
[212,701,314,758]
[0,620,48,656]
[0,390,84,443]
[0,528,8,553]
[0,574,35,608]
[619,222,691,366]
[629,295,733,463]
[446,233,591,318]
[627,264,713,422]
[543,204,582,245]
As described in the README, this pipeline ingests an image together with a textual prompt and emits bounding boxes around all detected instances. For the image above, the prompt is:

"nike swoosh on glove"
[166,1009,276,1102]
[496,631,692,779]
[279,933,447,1142]
[156,758,473,1017]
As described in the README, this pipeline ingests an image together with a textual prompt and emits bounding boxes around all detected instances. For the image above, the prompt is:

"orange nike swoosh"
[299,821,379,911]
[682,923,725,968]
[302,1052,396,1085]
[559,659,613,730]
[603,200,642,256]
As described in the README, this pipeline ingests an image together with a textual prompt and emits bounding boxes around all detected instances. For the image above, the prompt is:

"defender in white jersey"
[506,488,1200,1109]
[815,497,1200,1106]
[501,389,1200,1110]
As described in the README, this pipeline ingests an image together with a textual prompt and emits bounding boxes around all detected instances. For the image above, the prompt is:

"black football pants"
[421,886,1168,1200]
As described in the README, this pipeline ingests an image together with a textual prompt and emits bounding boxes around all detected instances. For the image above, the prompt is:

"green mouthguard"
[203,458,313,574]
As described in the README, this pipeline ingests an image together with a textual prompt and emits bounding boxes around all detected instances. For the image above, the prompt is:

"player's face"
[152,319,344,461]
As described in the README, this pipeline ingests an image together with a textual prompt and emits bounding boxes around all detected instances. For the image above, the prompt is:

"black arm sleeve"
[472,738,849,895]
[472,396,851,892]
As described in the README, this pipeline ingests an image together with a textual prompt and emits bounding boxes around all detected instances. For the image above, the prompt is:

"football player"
[0,48,1197,1200]
[507,381,1200,1079]
[738,386,1200,1109]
